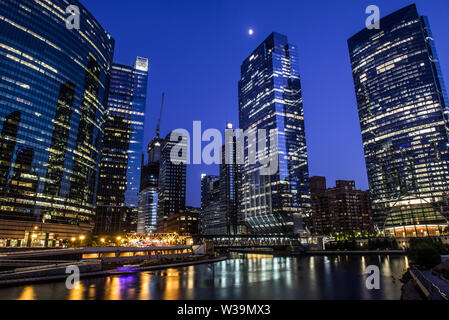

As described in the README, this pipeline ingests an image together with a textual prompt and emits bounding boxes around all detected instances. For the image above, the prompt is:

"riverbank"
[230,248,407,256]
[305,250,407,256]
[0,256,227,288]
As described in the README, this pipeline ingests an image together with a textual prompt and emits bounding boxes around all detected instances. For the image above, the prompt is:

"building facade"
[238,32,311,235]
[348,4,449,237]
[219,123,244,235]
[0,0,114,247]
[310,177,374,235]
[157,132,187,232]
[95,58,148,235]
[200,174,223,235]
[137,137,163,234]
[166,210,199,236]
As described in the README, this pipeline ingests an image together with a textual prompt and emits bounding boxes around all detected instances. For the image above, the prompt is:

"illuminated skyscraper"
[348,4,449,237]
[238,32,311,235]
[156,132,187,232]
[137,137,163,234]
[0,0,114,246]
[219,122,244,235]
[95,57,148,234]
[200,174,221,235]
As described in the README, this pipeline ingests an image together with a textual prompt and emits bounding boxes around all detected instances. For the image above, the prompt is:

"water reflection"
[0,254,408,300]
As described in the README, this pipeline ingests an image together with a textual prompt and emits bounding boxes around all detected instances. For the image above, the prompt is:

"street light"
[79,235,85,240]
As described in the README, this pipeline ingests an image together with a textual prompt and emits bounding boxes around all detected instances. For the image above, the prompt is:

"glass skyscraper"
[156,132,187,232]
[137,137,163,234]
[219,123,244,235]
[348,4,449,237]
[0,0,114,246]
[95,57,149,234]
[200,174,221,235]
[238,32,311,235]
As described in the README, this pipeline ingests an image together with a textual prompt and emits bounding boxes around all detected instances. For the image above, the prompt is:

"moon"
[248,29,254,35]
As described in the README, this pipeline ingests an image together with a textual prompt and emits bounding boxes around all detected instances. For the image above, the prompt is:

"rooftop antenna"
[156,92,165,138]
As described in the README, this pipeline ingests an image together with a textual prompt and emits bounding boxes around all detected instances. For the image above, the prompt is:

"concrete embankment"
[0,256,227,287]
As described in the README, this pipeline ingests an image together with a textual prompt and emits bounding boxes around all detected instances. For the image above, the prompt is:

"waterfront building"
[310,177,374,235]
[95,57,148,235]
[137,137,163,234]
[0,0,114,247]
[200,174,223,235]
[348,4,449,237]
[238,32,311,235]
[219,123,245,235]
[156,132,187,232]
[166,209,199,235]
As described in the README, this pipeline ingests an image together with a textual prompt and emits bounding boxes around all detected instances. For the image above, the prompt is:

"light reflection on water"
[0,254,408,300]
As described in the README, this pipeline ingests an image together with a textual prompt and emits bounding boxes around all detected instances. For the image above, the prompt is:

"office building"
[200,174,222,234]
[219,123,244,234]
[166,209,199,235]
[238,32,311,235]
[310,177,374,235]
[0,0,114,246]
[157,132,187,232]
[348,4,449,236]
[137,137,163,234]
[95,57,148,235]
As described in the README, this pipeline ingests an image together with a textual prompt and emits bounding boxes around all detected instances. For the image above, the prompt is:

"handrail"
[411,267,448,301]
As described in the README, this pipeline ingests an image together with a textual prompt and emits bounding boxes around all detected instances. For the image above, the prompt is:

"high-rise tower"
[0,0,114,246]
[238,32,311,235]
[348,4,449,237]
[95,57,148,234]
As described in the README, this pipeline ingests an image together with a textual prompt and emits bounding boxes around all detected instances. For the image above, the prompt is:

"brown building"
[166,210,199,235]
[310,176,374,235]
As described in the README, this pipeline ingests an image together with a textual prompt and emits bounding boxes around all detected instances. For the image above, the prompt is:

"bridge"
[0,246,194,265]
[195,234,314,253]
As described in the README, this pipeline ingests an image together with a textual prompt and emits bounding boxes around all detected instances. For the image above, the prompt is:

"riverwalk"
[409,268,449,300]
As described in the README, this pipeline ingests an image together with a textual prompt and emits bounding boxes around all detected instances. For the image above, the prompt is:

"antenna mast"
[156,92,165,138]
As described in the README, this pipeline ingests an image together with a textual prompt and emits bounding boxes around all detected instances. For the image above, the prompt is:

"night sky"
[84,0,449,207]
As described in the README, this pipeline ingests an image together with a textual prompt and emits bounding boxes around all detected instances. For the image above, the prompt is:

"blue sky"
[84,0,449,207]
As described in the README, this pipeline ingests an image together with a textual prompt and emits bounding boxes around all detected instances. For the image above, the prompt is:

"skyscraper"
[238,32,311,235]
[219,123,244,235]
[0,0,114,247]
[200,174,222,235]
[156,132,187,232]
[348,4,449,237]
[95,57,148,234]
[137,137,163,234]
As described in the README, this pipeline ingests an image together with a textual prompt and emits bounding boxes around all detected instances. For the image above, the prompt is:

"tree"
[408,240,441,269]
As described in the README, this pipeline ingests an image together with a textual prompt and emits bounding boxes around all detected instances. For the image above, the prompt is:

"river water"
[0,254,409,300]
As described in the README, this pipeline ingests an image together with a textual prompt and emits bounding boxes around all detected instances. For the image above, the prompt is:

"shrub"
[408,240,441,269]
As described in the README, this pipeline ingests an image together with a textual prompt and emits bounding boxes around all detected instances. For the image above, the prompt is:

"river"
[0,253,409,300]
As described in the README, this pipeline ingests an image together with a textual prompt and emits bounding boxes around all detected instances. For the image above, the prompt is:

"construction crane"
[156,92,165,138]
